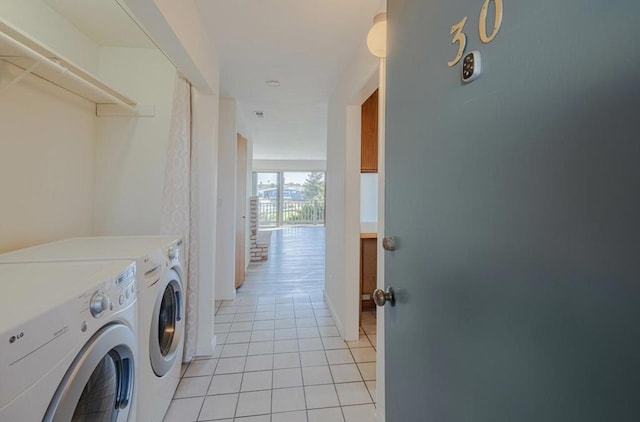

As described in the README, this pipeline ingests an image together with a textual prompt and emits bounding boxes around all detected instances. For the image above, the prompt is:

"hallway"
[164,227,378,421]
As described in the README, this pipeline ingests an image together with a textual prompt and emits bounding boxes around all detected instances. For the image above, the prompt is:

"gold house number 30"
[448,0,504,67]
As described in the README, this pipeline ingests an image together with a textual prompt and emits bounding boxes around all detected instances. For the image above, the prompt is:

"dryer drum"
[44,324,136,422]
[71,350,132,421]
[158,283,178,356]
[150,268,184,377]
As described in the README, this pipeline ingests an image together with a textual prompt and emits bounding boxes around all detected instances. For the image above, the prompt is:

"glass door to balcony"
[254,171,325,227]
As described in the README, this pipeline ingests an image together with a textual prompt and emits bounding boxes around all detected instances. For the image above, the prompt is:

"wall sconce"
[367,12,387,58]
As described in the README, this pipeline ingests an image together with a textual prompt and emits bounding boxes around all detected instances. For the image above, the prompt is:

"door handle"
[382,236,397,251]
[373,287,395,307]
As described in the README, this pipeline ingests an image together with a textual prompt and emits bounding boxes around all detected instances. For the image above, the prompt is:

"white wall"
[215,97,238,300]
[0,0,99,73]
[325,40,379,340]
[193,89,220,356]
[344,104,363,340]
[253,160,327,172]
[154,0,218,93]
[0,2,101,253]
[361,173,379,223]
[122,0,217,94]
[0,61,96,253]
[93,47,176,235]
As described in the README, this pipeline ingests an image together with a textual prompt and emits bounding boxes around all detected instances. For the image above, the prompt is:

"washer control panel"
[89,263,136,319]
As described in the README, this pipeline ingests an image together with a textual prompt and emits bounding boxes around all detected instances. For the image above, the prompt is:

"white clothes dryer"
[0,235,186,422]
[0,261,137,422]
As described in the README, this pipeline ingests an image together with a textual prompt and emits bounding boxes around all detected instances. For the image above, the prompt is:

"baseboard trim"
[323,290,345,339]
[195,335,217,357]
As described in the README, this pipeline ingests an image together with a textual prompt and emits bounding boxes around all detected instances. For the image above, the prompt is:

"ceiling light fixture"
[367,12,387,58]
[266,80,280,88]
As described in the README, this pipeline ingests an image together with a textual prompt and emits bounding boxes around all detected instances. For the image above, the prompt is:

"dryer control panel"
[109,263,136,314]
[86,262,136,320]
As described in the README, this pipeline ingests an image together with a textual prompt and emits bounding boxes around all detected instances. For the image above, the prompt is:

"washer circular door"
[44,324,136,422]
[150,268,184,376]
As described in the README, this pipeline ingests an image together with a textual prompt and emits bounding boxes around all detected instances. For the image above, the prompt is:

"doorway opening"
[233,171,327,297]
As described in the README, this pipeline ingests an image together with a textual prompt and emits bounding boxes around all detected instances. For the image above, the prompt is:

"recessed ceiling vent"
[255,111,265,118]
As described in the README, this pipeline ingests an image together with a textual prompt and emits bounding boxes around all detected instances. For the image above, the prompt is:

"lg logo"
[9,332,24,344]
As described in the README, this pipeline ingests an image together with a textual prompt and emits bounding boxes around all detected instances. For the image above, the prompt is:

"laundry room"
[0,0,220,420]
[0,0,177,251]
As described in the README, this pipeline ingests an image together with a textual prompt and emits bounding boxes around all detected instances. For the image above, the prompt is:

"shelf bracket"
[0,60,39,94]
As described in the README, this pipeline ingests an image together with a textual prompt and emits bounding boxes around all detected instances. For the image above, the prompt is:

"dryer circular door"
[150,268,184,376]
[44,324,136,422]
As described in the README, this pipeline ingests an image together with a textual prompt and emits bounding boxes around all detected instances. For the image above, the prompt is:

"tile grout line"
[170,295,376,421]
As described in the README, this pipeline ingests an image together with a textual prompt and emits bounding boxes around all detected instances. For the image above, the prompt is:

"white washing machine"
[0,260,137,421]
[0,235,185,422]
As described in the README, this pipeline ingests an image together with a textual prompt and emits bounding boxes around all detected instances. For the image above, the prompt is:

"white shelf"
[0,18,137,110]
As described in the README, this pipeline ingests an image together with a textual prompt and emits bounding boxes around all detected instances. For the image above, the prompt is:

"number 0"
[479,0,503,43]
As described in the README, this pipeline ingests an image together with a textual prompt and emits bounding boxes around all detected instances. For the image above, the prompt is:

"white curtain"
[161,75,199,362]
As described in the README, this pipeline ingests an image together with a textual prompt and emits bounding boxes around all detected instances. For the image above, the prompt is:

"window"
[254,172,325,227]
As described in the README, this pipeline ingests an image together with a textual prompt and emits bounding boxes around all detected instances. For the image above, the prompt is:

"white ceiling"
[240,102,328,160]
[196,0,385,161]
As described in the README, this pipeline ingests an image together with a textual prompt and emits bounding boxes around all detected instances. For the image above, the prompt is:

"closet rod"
[0,29,137,112]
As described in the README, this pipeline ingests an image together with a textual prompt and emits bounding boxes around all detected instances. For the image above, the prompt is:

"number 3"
[448,16,468,67]
[479,0,503,43]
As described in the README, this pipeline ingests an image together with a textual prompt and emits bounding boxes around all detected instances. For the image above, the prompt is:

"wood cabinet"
[361,89,379,173]
[360,236,377,313]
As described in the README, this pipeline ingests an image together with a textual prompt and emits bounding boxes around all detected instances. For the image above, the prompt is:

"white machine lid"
[0,261,135,334]
[0,235,181,263]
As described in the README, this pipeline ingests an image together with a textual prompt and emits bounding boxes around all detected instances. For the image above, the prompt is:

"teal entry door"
[383,1,640,421]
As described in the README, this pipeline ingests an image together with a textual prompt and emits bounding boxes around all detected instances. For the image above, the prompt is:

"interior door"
[384,1,640,421]
[235,134,248,288]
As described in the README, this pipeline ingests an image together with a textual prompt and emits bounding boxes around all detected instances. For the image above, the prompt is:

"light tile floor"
[164,295,377,422]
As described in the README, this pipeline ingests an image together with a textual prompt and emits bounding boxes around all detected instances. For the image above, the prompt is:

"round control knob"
[168,247,176,260]
[90,291,110,318]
